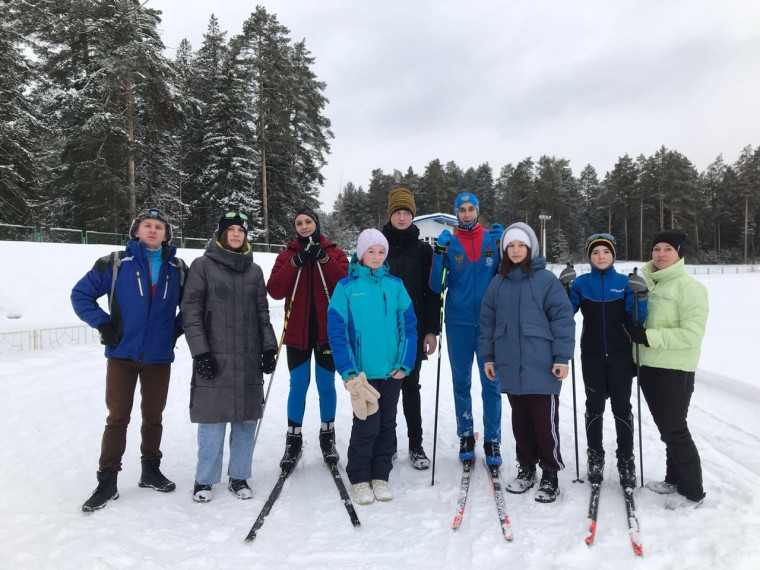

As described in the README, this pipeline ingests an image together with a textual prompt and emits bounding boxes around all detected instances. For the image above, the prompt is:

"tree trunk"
[125,76,136,222]
[260,83,269,245]
[744,195,749,264]
[639,198,643,260]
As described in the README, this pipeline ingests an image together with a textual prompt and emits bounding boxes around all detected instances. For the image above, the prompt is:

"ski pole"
[254,267,302,447]
[633,267,644,488]
[571,357,584,483]
[431,267,446,486]
[315,252,331,303]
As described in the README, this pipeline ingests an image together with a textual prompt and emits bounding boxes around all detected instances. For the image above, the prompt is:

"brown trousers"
[99,358,171,472]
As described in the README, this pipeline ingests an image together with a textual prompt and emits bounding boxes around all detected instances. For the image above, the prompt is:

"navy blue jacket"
[71,240,184,363]
[479,256,575,395]
[570,266,647,355]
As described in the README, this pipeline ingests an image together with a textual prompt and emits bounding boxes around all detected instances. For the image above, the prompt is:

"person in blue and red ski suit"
[429,192,503,465]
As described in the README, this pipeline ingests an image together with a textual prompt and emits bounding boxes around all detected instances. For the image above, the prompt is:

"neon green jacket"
[637,258,708,372]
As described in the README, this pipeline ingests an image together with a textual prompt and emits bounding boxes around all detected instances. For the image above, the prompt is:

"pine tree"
[29,0,178,233]
[0,3,47,225]
[237,7,332,244]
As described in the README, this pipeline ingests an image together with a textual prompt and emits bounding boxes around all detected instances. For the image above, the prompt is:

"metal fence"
[0,325,100,354]
[0,304,285,355]
[0,223,286,252]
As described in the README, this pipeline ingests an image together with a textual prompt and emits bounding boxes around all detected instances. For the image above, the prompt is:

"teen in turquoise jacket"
[328,229,417,504]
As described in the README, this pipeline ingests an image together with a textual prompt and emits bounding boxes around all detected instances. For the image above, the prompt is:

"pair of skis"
[244,459,360,542]
[585,482,643,555]
[451,458,513,541]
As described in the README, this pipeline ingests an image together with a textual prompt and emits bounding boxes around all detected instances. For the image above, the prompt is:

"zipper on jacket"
[601,272,608,356]
[468,232,479,319]
[383,292,388,316]
[163,274,169,299]
[136,270,144,297]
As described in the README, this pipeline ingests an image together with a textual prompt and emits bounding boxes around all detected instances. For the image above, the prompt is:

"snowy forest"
[2,1,760,261]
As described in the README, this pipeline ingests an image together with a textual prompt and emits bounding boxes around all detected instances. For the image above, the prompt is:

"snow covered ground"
[1,241,759,569]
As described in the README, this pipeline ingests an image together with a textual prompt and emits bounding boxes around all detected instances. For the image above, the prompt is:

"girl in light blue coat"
[479,223,575,503]
[327,229,417,505]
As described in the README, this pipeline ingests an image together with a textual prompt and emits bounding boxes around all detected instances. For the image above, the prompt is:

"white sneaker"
[645,480,677,495]
[352,482,374,505]
[665,493,704,510]
[371,479,393,501]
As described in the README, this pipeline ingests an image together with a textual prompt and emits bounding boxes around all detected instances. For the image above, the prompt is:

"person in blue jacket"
[71,209,185,512]
[327,229,417,505]
[479,222,575,503]
[429,191,503,465]
[569,234,648,488]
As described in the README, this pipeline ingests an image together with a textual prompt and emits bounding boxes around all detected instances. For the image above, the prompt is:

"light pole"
[539,214,552,258]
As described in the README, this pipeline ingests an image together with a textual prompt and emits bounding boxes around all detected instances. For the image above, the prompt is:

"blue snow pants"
[446,323,502,443]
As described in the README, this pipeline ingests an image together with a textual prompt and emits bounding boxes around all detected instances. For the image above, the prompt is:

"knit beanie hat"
[129,208,172,244]
[294,207,321,243]
[454,191,479,213]
[502,227,531,251]
[387,187,416,218]
[356,228,389,261]
[216,212,249,238]
[652,230,686,258]
[586,234,616,259]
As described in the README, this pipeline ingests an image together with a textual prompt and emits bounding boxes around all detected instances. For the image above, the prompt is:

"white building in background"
[413,213,458,246]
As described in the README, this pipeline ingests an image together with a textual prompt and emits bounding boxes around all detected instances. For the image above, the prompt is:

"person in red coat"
[266,208,349,470]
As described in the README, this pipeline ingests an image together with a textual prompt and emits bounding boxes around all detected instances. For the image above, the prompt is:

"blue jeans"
[447,323,502,443]
[195,421,257,485]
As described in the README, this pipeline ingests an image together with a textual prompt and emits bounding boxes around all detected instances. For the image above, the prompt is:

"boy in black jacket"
[381,187,441,469]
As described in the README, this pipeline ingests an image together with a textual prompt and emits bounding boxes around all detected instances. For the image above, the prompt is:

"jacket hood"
[349,253,390,278]
[382,221,421,246]
[205,239,253,272]
[502,222,540,258]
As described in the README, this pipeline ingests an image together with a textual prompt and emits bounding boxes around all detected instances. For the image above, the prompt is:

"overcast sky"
[148,0,760,211]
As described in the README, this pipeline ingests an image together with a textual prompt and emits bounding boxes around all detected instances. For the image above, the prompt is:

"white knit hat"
[502,227,531,251]
[356,228,389,261]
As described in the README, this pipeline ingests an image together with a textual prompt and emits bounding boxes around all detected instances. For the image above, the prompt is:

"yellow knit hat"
[387,187,416,219]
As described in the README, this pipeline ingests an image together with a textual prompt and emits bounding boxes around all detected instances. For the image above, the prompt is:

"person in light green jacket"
[627,230,708,510]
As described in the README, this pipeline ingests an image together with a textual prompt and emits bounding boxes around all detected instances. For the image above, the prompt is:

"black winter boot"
[138,459,176,492]
[535,469,560,503]
[279,427,303,471]
[506,463,537,494]
[82,470,119,512]
[409,442,430,470]
[587,449,605,484]
[617,454,637,488]
[319,422,339,465]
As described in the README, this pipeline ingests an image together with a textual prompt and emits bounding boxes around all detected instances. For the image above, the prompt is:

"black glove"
[309,245,327,262]
[292,249,309,268]
[97,322,119,348]
[261,350,277,374]
[194,352,216,380]
[173,325,184,346]
[628,324,650,347]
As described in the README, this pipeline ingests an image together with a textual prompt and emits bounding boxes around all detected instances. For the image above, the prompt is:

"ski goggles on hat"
[146,209,163,218]
[224,211,249,220]
[587,232,616,245]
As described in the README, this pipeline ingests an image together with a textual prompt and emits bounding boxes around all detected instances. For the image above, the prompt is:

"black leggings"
[581,352,634,459]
